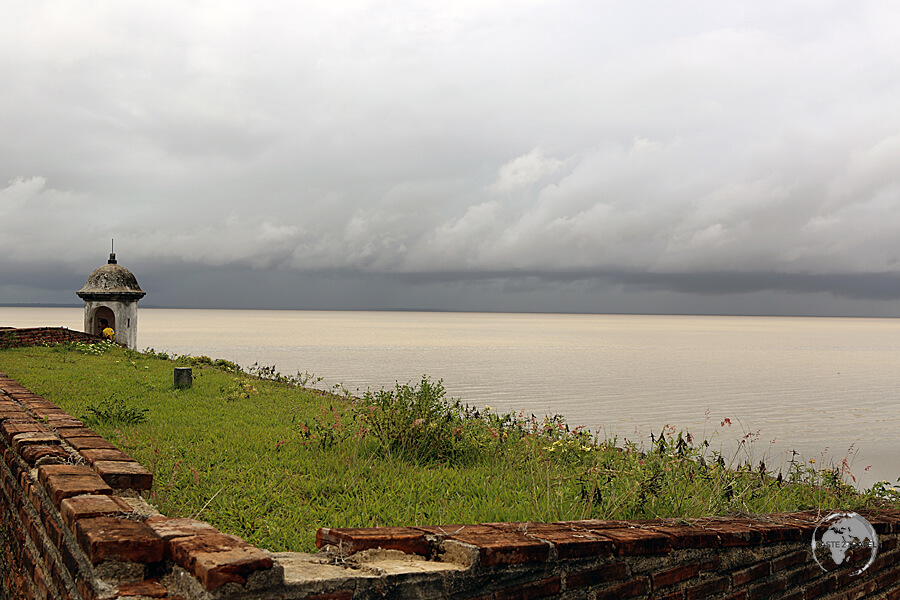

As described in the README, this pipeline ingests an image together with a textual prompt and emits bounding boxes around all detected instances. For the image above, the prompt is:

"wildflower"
[412,418,425,427]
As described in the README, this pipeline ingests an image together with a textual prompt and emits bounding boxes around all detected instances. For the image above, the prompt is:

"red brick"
[169,532,274,590]
[784,563,820,588]
[771,550,809,572]
[45,418,84,429]
[91,461,153,491]
[37,464,94,485]
[145,517,219,542]
[803,575,837,599]
[0,409,29,422]
[595,577,649,600]
[700,556,721,572]
[559,519,632,529]
[768,512,821,537]
[732,562,769,586]
[20,445,69,466]
[1,421,47,442]
[75,516,165,564]
[64,436,118,451]
[113,579,167,597]
[490,522,615,558]
[589,527,672,555]
[38,465,113,507]
[654,563,700,589]
[697,521,763,546]
[746,577,785,600]
[442,525,551,566]
[78,448,134,464]
[53,427,99,439]
[841,579,877,599]
[565,561,627,589]
[45,514,64,548]
[60,495,134,529]
[317,526,429,555]
[861,512,900,535]
[877,568,900,589]
[645,523,720,548]
[685,575,729,600]
[29,408,70,421]
[299,593,354,600]
[12,431,60,452]
[495,575,561,600]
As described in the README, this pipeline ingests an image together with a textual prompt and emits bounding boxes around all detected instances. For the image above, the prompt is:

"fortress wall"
[0,328,102,349]
[2,332,900,599]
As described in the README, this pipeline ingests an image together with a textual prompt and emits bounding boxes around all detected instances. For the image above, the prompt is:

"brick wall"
[0,328,101,349]
[3,353,900,599]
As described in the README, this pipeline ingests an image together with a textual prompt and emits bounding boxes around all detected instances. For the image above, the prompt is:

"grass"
[1,342,897,552]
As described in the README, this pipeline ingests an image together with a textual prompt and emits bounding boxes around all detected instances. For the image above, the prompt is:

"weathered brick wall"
[0,328,101,349]
[2,366,900,599]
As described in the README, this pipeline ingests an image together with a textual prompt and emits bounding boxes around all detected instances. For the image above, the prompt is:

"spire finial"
[108,238,117,264]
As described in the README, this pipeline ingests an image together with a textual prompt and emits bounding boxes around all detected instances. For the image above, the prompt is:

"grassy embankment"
[0,342,895,553]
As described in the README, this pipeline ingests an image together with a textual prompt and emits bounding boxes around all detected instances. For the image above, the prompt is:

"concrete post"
[174,367,193,389]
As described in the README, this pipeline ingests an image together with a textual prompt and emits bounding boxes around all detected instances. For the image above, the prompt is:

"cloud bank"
[3,1,900,314]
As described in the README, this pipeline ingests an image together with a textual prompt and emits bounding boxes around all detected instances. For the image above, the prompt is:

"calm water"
[2,307,898,488]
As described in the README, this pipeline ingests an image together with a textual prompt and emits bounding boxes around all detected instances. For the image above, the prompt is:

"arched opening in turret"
[91,306,116,337]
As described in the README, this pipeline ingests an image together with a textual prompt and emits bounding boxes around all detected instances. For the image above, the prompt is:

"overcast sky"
[3,1,900,316]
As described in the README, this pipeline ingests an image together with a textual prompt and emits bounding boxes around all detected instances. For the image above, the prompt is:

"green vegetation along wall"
[2,329,900,599]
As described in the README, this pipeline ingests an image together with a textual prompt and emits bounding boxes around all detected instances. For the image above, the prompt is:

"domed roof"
[77,253,146,300]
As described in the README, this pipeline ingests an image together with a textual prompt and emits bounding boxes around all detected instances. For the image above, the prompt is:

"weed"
[220,378,258,402]
[83,394,148,425]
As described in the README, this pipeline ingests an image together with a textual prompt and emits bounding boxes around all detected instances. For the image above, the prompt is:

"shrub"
[358,376,484,465]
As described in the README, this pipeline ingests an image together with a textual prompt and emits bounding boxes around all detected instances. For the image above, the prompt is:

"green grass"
[1,343,895,552]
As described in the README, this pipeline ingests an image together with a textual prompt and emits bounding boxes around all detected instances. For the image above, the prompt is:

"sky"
[2,1,900,316]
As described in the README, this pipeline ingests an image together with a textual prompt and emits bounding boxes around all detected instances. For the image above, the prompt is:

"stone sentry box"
[76,252,146,351]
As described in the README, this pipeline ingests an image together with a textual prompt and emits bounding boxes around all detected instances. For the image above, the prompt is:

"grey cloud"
[3,1,900,316]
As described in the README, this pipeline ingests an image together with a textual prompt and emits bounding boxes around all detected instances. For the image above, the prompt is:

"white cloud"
[487,148,564,195]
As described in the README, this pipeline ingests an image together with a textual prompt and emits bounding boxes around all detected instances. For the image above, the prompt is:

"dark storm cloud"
[3,1,900,315]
